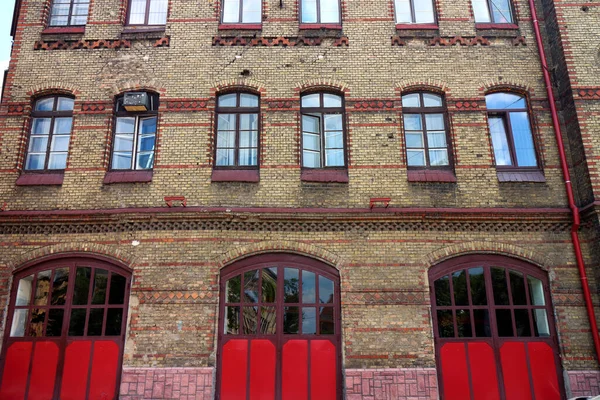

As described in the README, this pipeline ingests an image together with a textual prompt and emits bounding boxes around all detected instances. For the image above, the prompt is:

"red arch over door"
[429,255,564,400]
[217,253,342,400]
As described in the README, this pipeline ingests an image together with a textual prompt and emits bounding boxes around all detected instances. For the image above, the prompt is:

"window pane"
[29,309,45,337]
[68,309,86,336]
[140,117,157,134]
[106,308,123,336]
[138,134,155,152]
[319,276,334,303]
[129,0,147,24]
[57,97,74,111]
[395,0,412,23]
[226,275,241,303]
[425,114,444,130]
[217,131,236,149]
[325,130,343,149]
[407,150,425,166]
[109,274,127,305]
[91,269,108,305]
[116,117,135,134]
[491,267,509,305]
[469,267,487,305]
[260,306,276,334]
[437,310,454,338]
[32,118,52,135]
[496,309,513,337]
[34,270,52,306]
[262,268,277,303]
[323,94,342,108]
[112,153,133,170]
[325,149,344,166]
[284,307,299,334]
[70,15,88,25]
[302,271,316,303]
[427,131,446,148]
[51,268,69,306]
[284,268,299,303]
[218,114,236,132]
[216,149,235,166]
[414,0,435,23]
[401,93,420,107]
[528,277,545,306]
[35,98,55,111]
[10,309,28,337]
[46,309,64,337]
[489,116,513,166]
[54,118,72,135]
[16,275,34,306]
[474,309,491,337]
[243,0,262,22]
[456,309,472,337]
[238,149,258,166]
[240,114,258,130]
[225,306,240,334]
[114,135,134,152]
[303,115,320,134]
[242,306,258,334]
[452,270,468,306]
[429,149,449,166]
[301,0,318,23]
[324,114,343,131]
[73,267,91,305]
[240,93,259,107]
[28,136,48,153]
[320,0,340,23]
[301,94,320,108]
[533,309,550,337]
[404,114,422,130]
[50,15,69,26]
[51,135,70,152]
[303,151,321,168]
[48,153,68,170]
[136,152,154,170]
[472,0,491,22]
[509,112,537,167]
[219,94,237,107]
[303,133,321,151]
[148,0,168,24]
[223,0,241,22]
[509,270,527,305]
[515,309,531,337]
[87,308,104,336]
[244,270,259,303]
[320,307,334,334]
[485,93,525,110]
[491,0,512,23]
[26,154,46,170]
[423,93,442,107]
[239,130,258,147]
[406,132,423,148]
[302,307,316,334]
[434,276,451,306]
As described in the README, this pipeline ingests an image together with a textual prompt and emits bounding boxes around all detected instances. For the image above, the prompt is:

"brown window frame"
[473,0,515,24]
[300,92,348,170]
[48,0,91,27]
[214,92,261,169]
[109,92,159,172]
[299,0,342,24]
[220,0,263,24]
[401,92,453,170]
[486,92,540,171]
[24,95,75,173]
[125,0,169,26]
[393,0,438,25]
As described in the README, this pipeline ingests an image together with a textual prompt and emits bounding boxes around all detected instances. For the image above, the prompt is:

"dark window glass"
[244,270,259,303]
[68,309,86,336]
[301,93,345,168]
[302,307,317,334]
[225,306,240,334]
[514,309,531,337]
[434,275,451,306]
[456,309,472,338]
[302,271,316,303]
[260,306,276,334]
[49,0,90,26]
[319,307,334,334]
[91,269,108,305]
[301,0,340,23]
[87,308,104,336]
[284,268,300,303]
[128,0,168,25]
[105,308,123,336]
[262,268,277,303]
[491,267,509,305]
[319,276,334,304]
[284,307,300,334]
[496,309,513,337]
[243,306,258,334]
[34,270,52,306]
[109,273,127,305]
[509,270,527,305]
[474,309,491,337]
[29,309,46,337]
[51,268,69,306]
[46,309,64,337]
[437,310,454,338]
[226,275,241,303]
[469,267,487,305]
[452,270,469,306]
[73,267,91,305]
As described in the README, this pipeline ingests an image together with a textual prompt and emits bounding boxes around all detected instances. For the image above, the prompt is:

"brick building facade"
[0,0,599,398]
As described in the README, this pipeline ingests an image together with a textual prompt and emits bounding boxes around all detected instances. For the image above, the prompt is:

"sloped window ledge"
[16,172,64,186]
[475,23,519,30]
[301,169,349,183]
[299,24,343,30]
[42,26,85,35]
[103,170,153,184]
[395,23,439,30]
[219,24,262,30]
[408,170,457,183]
[211,169,260,182]
[497,170,546,183]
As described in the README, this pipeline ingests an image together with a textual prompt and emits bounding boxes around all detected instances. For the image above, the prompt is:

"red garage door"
[430,255,564,400]
[217,254,341,400]
[0,257,131,400]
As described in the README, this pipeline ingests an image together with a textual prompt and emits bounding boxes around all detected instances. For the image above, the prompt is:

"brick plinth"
[568,371,600,398]
[345,368,438,399]
[119,367,214,400]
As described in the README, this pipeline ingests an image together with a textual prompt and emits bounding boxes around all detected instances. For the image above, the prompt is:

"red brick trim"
[16,172,64,186]
[212,36,324,46]
[299,23,342,30]
[428,36,490,46]
[103,170,153,184]
[211,169,260,182]
[407,170,457,183]
[301,169,349,183]
[475,23,519,30]
[41,26,85,35]
[497,170,546,183]
[395,23,438,30]
[218,24,262,30]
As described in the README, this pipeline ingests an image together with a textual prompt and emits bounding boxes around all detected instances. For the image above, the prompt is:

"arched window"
[0,257,131,399]
[485,92,538,168]
[394,0,435,24]
[25,96,74,171]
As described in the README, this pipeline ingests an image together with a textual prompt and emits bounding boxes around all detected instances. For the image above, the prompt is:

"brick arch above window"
[26,84,80,99]
[396,79,449,95]
[108,81,166,98]
[211,78,267,96]
[479,80,535,97]
[295,79,350,95]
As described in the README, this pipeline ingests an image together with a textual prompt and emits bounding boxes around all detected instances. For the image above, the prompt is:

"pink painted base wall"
[345,369,438,400]
[119,367,214,400]
[568,370,600,397]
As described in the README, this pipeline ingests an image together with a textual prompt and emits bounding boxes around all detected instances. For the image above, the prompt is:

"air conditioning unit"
[123,92,150,112]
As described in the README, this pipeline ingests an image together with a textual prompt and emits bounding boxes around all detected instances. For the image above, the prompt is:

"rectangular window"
[128,0,168,26]
[395,0,435,24]
[49,0,90,26]
[472,0,513,23]
[301,93,345,168]
[301,0,340,24]
[222,0,262,23]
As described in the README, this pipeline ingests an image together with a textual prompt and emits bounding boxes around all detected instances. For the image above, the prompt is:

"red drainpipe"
[527,0,600,364]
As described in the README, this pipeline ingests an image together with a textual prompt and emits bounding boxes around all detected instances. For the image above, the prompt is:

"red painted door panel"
[60,341,92,400]
[27,341,59,400]
[249,340,276,400]
[311,340,336,400]
[221,340,249,400]
[500,342,532,400]
[468,342,500,400]
[282,340,308,400]
[88,341,120,400]
[440,343,470,400]
[528,342,560,400]
[0,342,33,400]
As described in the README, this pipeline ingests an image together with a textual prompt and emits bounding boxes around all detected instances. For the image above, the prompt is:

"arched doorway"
[217,253,342,400]
[0,255,131,400]
[429,255,564,400]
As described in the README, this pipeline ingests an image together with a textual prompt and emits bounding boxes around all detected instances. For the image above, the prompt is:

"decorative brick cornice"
[391,36,406,46]
[448,99,485,110]
[165,99,210,112]
[3,102,28,115]
[427,36,490,46]
[33,37,170,51]
[512,36,527,46]
[267,100,297,109]
[348,100,398,110]
[212,36,338,47]
[575,87,600,100]
[80,101,111,114]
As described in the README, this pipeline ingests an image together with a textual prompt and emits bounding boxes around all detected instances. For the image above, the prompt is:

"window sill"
[475,23,519,30]
[408,170,457,183]
[218,24,262,30]
[122,26,166,34]
[497,170,545,183]
[16,172,64,186]
[103,170,153,184]
[41,26,85,35]
[395,23,438,30]
[299,24,343,30]
[211,169,260,182]
[301,169,348,183]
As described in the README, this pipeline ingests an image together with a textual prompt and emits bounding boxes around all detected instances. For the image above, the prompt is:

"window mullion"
[320,113,326,167]
[44,117,56,170]
[316,0,321,23]
[487,0,495,23]
[503,112,519,167]
[422,113,430,167]
[235,111,241,167]
[409,0,416,23]
[145,0,151,25]
[240,0,244,23]
[132,117,140,170]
